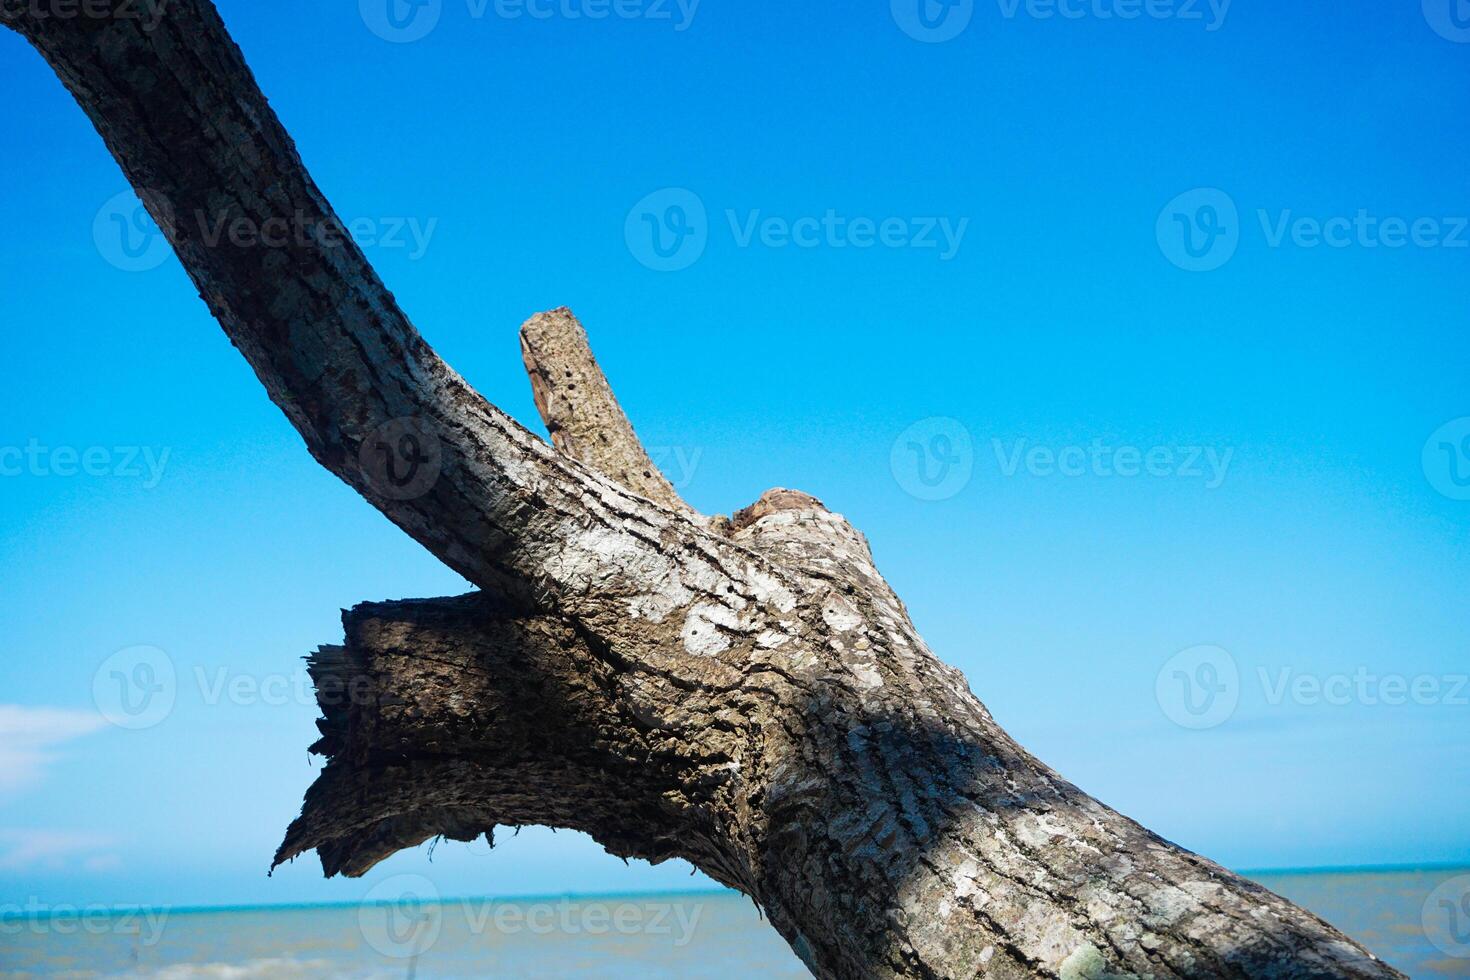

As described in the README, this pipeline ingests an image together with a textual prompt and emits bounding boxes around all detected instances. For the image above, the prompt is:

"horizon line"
[5,861,1469,919]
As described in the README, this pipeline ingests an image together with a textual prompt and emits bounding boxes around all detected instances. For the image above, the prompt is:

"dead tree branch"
[2,4,1405,977]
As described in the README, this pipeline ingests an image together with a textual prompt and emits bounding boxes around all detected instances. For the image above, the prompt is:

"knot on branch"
[731,488,829,531]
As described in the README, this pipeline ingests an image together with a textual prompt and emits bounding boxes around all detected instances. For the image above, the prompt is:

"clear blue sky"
[1,0,1467,909]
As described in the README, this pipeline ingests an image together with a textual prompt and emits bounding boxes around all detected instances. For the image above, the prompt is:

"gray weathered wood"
[2,4,1405,977]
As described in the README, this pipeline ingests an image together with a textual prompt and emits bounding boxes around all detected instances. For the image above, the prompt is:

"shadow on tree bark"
[276,587,1401,980]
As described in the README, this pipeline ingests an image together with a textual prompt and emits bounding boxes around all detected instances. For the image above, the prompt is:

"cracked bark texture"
[1,3,1405,978]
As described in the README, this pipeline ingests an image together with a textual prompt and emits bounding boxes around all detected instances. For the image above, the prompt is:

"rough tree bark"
[1,3,1405,977]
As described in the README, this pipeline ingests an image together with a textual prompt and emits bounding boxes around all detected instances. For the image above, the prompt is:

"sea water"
[2,867,1466,977]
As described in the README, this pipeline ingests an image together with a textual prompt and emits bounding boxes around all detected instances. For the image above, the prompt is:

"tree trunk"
[1,4,1405,977]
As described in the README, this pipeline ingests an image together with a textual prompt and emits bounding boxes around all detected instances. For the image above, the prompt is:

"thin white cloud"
[0,829,118,872]
[0,704,107,795]
[83,853,124,872]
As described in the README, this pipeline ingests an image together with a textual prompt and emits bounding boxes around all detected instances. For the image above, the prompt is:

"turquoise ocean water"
[3,867,1467,977]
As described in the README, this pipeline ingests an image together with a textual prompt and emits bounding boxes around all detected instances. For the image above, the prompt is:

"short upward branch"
[520,308,694,515]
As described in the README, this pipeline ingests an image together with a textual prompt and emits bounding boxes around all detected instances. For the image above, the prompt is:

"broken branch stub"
[520,307,694,516]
